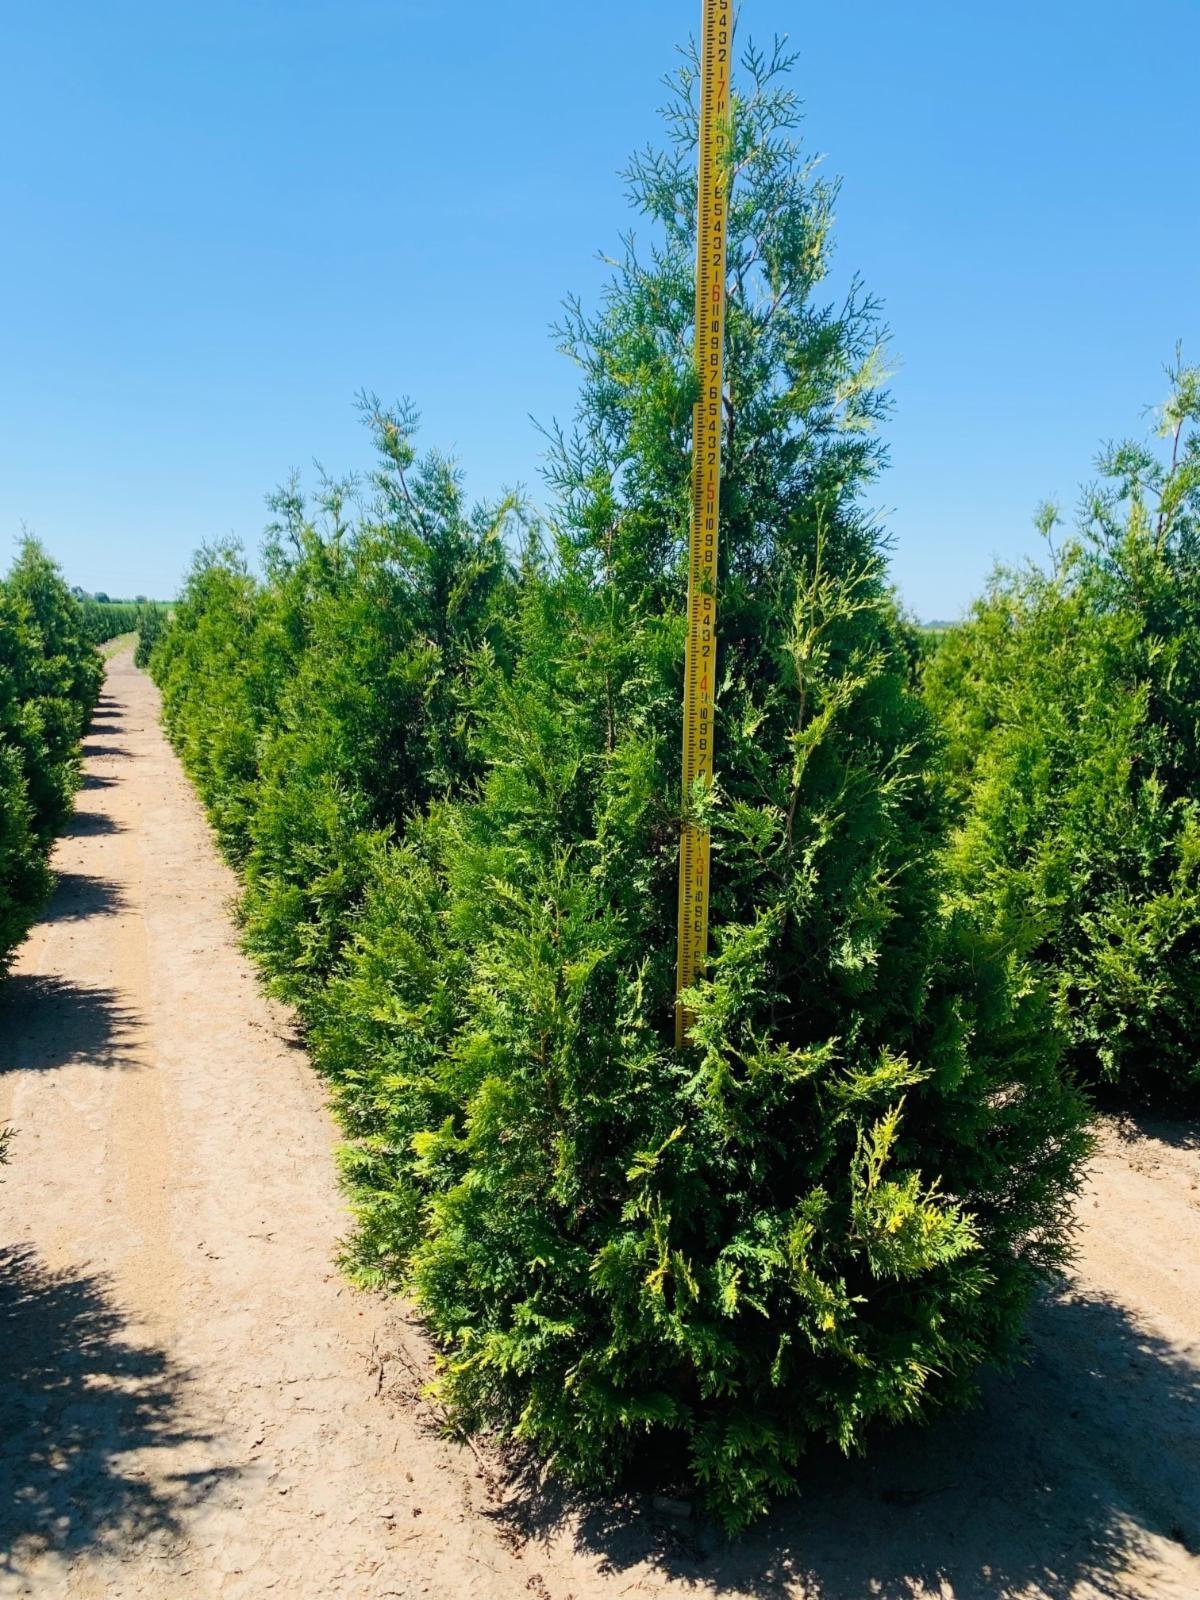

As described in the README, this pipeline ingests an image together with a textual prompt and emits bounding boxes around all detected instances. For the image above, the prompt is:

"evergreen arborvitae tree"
[235,399,519,1003]
[0,539,101,840]
[0,539,102,968]
[5,538,104,734]
[152,540,282,864]
[152,400,521,1006]
[0,733,50,972]
[315,41,1090,1529]
[926,358,1200,1101]
[133,603,168,668]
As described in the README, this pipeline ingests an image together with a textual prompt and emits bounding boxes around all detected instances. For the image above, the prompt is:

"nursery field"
[0,642,1195,1598]
[2,9,1198,1598]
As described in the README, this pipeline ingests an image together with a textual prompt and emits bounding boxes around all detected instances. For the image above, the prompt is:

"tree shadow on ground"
[41,870,128,922]
[0,1245,233,1576]
[1109,1111,1200,1154]
[79,773,118,792]
[0,977,140,1073]
[81,745,130,759]
[63,811,125,838]
[496,1282,1198,1599]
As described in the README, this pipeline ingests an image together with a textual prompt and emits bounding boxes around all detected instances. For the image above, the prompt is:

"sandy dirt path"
[0,646,1197,1600]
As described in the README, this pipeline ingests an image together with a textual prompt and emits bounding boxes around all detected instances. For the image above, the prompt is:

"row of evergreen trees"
[0,539,104,970]
[77,596,171,668]
[78,598,141,644]
[925,356,1200,1103]
[149,37,1196,1528]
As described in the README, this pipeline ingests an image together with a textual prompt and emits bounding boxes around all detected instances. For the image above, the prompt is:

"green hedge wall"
[924,364,1200,1103]
[0,539,103,972]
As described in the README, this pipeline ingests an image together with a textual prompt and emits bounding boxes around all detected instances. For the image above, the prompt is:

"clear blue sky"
[2,1,1196,620]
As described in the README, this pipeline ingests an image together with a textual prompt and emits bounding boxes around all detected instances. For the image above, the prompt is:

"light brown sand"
[0,644,1196,1599]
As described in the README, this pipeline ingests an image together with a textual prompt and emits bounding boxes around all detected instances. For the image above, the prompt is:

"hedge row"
[925,360,1200,1103]
[151,40,1093,1531]
[79,599,140,644]
[0,539,103,971]
[78,597,170,663]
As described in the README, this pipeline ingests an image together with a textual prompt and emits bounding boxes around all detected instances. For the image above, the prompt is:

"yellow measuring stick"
[675,0,732,1048]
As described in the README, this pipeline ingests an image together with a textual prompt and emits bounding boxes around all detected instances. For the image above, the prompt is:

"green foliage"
[6,542,104,729]
[925,356,1200,1102]
[0,538,101,972]
[152,399,522,1004]
[151,541,277,862]
[80,599,140,644]
[133,602,169,668]
[78,596,170,661]
[150,31,1094,1534]
[310,42,1089,1531]
[2,539,103,839]
[0,740,49,971]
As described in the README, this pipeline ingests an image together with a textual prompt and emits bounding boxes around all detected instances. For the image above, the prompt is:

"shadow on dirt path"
[61,812,126,838]
[0,1245,232,1578]
[29,868,128,924]
[495,1280,1199,1599]
[1,975,140,1073]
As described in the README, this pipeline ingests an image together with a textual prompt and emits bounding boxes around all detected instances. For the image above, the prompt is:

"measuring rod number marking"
[675,0,731,1047]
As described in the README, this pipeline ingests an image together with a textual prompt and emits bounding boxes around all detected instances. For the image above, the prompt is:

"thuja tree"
[0,594,51,967]
[133,603,168,668]
[153,400,520,1005]
[926,358,1200,1100]
[0,539,102,967]
[3,538,103,838]
[0,738,46,969]
[152,541,282,864]
[316,40,1090,1529]
[235,398,520,1003]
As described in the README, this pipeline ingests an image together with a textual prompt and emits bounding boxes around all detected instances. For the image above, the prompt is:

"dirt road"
[1,646,1197,1599]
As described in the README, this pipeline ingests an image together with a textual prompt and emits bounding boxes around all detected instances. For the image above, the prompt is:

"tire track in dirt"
[0,645,1197,1599]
